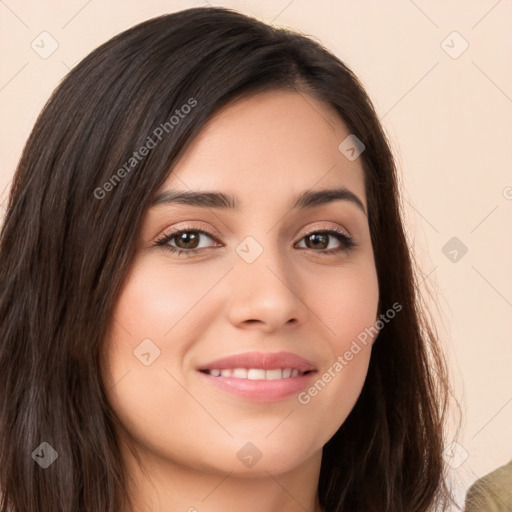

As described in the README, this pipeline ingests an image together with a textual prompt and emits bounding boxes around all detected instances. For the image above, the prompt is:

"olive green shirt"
[465,460,512,512]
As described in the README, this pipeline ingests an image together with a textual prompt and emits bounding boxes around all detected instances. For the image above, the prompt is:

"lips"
[197,351,318,402]
[197,351,317,373]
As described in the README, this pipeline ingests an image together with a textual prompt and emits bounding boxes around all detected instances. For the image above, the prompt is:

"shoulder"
[465,460,512,512]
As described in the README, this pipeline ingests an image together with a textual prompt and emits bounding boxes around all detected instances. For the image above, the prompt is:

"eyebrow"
[151,187,367,216]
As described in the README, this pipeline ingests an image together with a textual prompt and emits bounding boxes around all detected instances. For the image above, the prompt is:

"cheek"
[100,259,188,413]
[102,260,210,404]
[100,260,216,466]
[306,258,380,351]
[101,256,233,413]
[294,258,379,428]
[295,347,371,455]
[109,257,230,351]
[112,259,199,337]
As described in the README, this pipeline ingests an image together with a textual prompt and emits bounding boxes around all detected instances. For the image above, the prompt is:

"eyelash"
[154,225,358,258]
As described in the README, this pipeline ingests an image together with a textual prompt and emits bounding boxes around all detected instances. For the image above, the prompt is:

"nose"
[225,241,308,332]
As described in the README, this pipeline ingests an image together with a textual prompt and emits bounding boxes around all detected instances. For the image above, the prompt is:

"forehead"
[163,90,366,209]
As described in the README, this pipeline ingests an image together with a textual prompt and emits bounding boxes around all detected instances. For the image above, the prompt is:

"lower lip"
[198,371,317,402]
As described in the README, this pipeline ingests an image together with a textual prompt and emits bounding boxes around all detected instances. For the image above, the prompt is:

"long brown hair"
[0,7,454,511]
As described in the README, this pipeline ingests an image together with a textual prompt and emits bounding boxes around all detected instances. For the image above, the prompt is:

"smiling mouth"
[199,368,314,379]
[198,366,318,402]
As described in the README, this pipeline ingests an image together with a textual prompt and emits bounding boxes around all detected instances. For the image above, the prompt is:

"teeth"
[205,368,307,379]
[265,369,283,380]
[247,369,266,380]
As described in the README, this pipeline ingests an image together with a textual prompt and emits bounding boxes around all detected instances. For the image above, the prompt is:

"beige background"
[1,0,511,506]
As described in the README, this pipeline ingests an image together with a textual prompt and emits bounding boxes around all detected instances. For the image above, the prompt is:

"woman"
[0,7,454,512]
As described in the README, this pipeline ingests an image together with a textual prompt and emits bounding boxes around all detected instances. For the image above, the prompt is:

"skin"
[101,90,380,512]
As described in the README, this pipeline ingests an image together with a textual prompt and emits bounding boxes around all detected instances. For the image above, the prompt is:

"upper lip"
[197,351,317,372]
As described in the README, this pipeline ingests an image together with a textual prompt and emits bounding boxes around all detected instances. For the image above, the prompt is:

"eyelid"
[155,221,352,246]
[296,222,351,239]
[154,223,223,247]
[153,221,357,261]
[155,222,222,242]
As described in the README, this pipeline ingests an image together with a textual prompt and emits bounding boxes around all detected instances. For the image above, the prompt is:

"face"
[101,90,380,479]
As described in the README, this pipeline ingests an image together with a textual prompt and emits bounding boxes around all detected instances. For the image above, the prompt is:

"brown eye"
[304,233,329,250]
[173,231,201,250]
[295,228,357,254]
[155,228,220,257]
